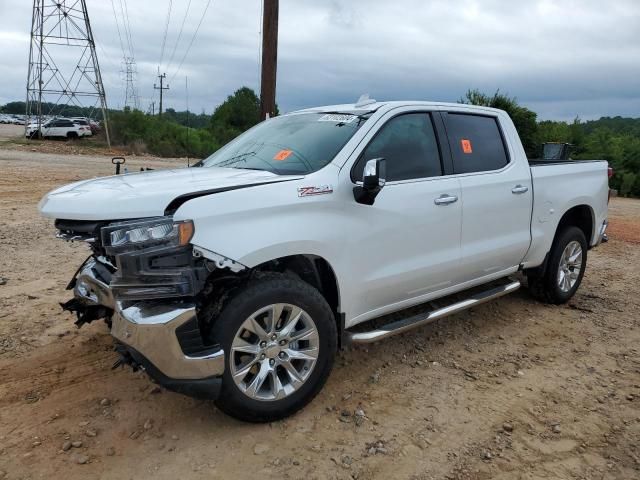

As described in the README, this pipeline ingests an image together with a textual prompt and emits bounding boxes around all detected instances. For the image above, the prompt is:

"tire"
[67,132,78,140]
[527,226,588,304]
[209,273,337,422]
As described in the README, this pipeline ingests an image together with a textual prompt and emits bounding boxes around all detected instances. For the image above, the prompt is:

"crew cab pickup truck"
[39,100,609,422]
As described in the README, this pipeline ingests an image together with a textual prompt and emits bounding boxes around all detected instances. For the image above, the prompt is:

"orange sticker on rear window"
[273,149,293,161]
[461,139,473,154]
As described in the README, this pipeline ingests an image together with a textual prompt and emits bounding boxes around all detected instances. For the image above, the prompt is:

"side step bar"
[346,280,521,344]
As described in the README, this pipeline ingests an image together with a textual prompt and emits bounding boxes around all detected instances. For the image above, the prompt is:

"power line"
[110,0,127,60]
[169,0,213,83]
[165,0,193,73]
[159,0,173,69]
[118,0,135,59]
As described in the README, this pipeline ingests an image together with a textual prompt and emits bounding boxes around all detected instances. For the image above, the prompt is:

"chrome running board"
[346,280,521,344]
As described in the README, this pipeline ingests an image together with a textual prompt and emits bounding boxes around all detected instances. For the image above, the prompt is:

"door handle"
[434,194,458,205]
[511,185,529,194]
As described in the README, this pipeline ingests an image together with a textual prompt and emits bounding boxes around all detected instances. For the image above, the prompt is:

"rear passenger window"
[352,113,442,182]
[443,113,509,174]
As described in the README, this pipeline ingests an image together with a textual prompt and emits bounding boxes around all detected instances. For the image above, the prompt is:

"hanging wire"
[165,0,193,73]
[159,0,173,69]
[109,0,127,60]
[169,0,213,83]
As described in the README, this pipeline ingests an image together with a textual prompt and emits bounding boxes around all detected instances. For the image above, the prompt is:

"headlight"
[102,217,194,253]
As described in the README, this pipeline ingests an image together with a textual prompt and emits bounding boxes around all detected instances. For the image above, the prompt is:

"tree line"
[2,88,638,196]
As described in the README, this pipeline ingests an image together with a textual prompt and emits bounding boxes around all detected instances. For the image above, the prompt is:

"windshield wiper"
[214,151,257,168]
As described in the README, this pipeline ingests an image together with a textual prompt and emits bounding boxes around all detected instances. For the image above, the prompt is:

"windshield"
[199,112,369,175]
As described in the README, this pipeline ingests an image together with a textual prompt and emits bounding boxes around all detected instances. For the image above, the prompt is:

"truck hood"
[39,167,302,220]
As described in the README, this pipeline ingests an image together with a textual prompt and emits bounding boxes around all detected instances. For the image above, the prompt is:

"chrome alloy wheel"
[229,303,320,401]
[557,240,583,292]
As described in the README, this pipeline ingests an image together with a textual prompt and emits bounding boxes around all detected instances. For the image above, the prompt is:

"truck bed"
[522,159,609,269]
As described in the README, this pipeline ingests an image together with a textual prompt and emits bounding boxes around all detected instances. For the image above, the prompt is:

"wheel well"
[555,205,594,247]
[526,205,594,279]
[198,254,342,344]
[258,254,341,319]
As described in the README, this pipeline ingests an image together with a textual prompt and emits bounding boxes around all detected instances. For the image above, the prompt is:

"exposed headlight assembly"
[102,217,194,253]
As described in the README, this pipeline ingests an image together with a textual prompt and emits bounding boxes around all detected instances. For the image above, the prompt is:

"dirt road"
[0,149,639,480]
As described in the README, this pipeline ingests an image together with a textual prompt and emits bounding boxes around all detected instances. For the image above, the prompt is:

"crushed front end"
[56,217,224,399]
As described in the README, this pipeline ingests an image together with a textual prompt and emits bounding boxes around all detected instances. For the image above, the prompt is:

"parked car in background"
[39,99,609,422]
[70,118,93,137]
[89,119,101,134]
[27,118,84,139]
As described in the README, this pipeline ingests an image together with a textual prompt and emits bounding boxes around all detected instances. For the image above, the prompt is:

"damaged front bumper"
[67,258,225,399]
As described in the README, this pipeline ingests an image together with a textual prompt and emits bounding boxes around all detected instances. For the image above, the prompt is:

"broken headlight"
[101,217,194,254]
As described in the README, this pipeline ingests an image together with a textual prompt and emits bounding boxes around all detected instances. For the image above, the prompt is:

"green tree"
[460,89,538,158]
[209,87,264,145]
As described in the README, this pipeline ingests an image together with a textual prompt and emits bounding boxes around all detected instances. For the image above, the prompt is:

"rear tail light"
[608,167,614,178]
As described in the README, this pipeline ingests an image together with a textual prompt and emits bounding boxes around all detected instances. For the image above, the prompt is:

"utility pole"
[154,72,169,116]
[260,0,279,120]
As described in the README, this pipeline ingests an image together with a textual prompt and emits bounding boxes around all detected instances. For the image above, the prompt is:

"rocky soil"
[0,148,639,480]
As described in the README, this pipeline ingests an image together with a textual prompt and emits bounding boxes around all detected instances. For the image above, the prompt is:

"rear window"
[443,113,509,174]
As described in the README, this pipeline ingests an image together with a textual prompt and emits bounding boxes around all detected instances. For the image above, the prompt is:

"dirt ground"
[0,146,639,480]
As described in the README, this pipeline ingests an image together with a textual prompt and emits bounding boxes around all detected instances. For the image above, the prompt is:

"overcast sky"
[0,0,638,121]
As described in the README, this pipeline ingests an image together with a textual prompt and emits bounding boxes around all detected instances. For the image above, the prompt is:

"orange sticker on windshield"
[273,149,293,161]
[461,139,473,154]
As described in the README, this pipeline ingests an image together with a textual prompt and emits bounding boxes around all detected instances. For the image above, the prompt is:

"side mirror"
[353,158,386,205]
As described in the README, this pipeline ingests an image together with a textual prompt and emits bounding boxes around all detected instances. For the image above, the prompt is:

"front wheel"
[527,226,588,304]
[209,273,337,422]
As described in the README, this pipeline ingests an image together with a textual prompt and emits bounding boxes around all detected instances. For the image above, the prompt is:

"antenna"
[25,0,111,146]
[186,75,190,167]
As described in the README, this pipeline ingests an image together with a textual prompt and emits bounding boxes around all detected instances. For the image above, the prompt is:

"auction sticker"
[318,113,358,124]
[273,149,293,161]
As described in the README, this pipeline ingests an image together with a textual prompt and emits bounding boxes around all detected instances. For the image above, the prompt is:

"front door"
[343,110,462,324]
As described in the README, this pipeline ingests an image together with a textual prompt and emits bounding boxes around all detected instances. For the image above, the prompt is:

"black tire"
[67,132,78,140]
[209,273,337,422]
[527,226,588,304]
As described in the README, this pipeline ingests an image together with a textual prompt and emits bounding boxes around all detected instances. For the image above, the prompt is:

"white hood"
[39,166,301,220]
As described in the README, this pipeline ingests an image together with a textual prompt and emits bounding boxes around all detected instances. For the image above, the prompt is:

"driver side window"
[352,113,443,182]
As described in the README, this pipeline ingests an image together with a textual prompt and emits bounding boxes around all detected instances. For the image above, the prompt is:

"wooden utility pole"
[154,72,169,116]
[260,0,279,120]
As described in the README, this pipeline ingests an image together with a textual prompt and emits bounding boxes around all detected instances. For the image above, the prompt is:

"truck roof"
[290,100,505,116]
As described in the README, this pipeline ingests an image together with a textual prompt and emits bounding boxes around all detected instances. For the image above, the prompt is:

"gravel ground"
[0,149,639,480]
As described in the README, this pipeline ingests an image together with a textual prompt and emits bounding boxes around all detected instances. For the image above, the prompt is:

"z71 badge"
[297,185,334,197]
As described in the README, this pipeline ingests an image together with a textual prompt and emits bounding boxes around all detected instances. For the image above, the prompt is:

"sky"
[0,0,639,121]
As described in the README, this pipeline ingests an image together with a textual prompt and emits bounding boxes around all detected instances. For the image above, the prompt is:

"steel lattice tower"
[122,57,139,110]
[26,0,110,145]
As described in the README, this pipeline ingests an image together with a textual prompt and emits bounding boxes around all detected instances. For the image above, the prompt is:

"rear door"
[344,109,462,322]
[47,120,64,137]
[441,111,532,281]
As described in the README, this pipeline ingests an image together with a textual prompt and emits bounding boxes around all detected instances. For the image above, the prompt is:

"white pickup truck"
[39,99,609,422]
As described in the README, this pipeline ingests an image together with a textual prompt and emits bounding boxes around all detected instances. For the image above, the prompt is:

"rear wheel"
[67,132,78,140]
[209,273,337,422]
[527,226,587,304]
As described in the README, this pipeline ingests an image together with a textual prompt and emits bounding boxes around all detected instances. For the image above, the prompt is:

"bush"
[109,110,219,158]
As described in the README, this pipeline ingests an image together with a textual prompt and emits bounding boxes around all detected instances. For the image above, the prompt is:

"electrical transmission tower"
[26,0,110,145]
[122,57,139,110]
